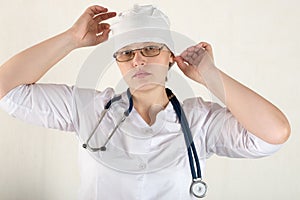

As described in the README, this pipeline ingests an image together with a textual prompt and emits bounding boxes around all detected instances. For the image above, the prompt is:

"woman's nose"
[132,51,146,67]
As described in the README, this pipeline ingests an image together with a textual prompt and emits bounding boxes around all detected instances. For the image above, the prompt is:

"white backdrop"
[0,0,299,199]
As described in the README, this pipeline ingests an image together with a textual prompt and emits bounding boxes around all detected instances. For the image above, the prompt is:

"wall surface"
[0,0,299,199]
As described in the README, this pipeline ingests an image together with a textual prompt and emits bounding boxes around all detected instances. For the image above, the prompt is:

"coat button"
[138,162,146,169]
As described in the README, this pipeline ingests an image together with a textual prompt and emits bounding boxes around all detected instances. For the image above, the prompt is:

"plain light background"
[0,0,299,199]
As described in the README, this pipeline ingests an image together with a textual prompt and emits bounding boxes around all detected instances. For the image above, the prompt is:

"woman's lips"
[133,71,151,79]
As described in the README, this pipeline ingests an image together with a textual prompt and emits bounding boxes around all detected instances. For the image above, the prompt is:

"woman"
[0,4,290,199]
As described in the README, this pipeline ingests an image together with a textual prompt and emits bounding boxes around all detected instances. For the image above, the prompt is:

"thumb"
[174,56,188,71]
[95,29,111,44]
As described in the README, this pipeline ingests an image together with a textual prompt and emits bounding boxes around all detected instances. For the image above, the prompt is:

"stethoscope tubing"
[82,89,133,151]
[166,88,202,180]
[82,88,206,197]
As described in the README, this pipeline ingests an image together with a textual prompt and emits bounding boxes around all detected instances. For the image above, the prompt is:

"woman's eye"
[145,46,158,51]
[121,50,132,55]
[146,46,155,50]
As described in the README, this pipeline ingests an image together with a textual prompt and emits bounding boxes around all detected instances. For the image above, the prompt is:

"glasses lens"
[114,45,164,62]
[142,46,161,57]
[116,50,133,62]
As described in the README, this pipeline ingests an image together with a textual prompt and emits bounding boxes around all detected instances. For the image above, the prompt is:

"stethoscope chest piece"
[190,179,207,198]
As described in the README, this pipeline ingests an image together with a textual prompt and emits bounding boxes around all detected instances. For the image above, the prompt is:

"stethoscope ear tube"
[82,109,109,152]
[83,88,133,152]
[124,88,133,116]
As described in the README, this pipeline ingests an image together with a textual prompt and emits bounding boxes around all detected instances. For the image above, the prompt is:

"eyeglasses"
[113,45,166,62]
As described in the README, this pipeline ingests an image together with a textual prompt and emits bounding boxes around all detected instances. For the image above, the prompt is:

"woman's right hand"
[69,5,116,48]
[0,5,116,99]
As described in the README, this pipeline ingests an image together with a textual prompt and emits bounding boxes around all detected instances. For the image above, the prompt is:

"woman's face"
[115,42,174,91]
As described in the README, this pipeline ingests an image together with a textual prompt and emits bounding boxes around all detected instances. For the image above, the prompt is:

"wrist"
[196,64,217,86]
[64,28,82,50]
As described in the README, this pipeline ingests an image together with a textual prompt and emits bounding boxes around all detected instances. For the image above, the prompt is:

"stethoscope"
[82,88,207,198]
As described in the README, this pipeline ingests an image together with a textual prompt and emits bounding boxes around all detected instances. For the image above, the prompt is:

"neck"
[130,86,169,125]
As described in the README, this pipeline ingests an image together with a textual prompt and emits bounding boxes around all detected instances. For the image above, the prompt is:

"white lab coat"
[0,84,281,200]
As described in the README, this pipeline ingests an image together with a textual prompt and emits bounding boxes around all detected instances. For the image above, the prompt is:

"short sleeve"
[0,84,76,132]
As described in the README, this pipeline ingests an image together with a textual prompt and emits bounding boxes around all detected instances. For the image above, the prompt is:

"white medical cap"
[110,4,175,53]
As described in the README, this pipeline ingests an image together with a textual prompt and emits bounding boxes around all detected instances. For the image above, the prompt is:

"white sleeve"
[0,84,76,132]
[188,98,282,158]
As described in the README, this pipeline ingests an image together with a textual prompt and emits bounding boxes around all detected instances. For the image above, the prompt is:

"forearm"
[202,66,290,144]
[0,30,76,99]
[176,42,290,144]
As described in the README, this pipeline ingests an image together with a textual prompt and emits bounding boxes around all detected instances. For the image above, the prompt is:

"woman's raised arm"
[175,42,291,145]
[0,5,116,99]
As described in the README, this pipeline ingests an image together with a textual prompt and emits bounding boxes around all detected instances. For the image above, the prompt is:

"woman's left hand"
[174,42,215,85]
[175,42,291,145]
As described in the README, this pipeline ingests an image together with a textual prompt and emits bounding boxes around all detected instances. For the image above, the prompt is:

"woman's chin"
[129,83,165,93]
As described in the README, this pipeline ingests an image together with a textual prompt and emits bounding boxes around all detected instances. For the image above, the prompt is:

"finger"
[180,50,188,57]
[86,5,108,17]
[174,56,189,71]
[192,53,198,60]
[187,46,197,52]
[96,29,111,44]
[198,42,214,59]
[97,23,110,33]
[197,41,210,48]
[180,52,195,65]
[180,47,199,62]
[94,12,117,23]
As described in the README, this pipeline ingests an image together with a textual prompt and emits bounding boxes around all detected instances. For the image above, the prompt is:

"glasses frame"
[113,44,166,62]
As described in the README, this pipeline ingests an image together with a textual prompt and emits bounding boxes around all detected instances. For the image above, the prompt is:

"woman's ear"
[169,52,174,62]
[169,53,175,69]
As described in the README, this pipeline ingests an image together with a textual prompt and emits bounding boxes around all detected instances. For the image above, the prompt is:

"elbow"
[279,123,291,144]
[271,121,291,144]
